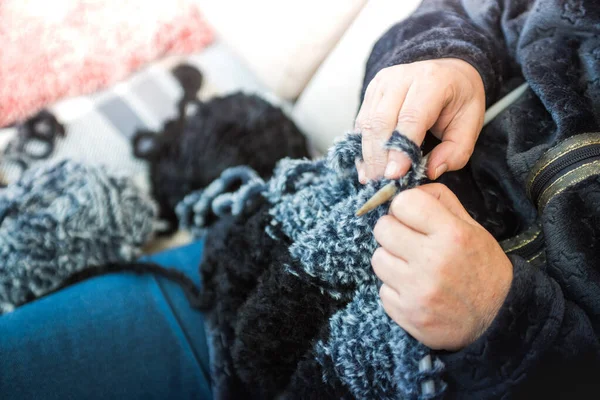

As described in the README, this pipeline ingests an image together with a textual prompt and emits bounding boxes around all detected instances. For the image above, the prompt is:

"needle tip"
[355,183,398,217]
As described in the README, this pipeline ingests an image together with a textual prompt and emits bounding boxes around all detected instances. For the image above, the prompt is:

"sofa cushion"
[198,0,366,100]
[0,0,213,127]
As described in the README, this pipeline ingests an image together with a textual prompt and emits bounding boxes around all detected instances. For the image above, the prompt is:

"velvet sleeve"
[362,0,523,107]
[438,255,600,399]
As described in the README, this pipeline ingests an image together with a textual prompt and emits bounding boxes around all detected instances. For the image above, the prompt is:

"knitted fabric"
[0,160,156,314]
[182,131,446,399]
[133,92,310,233]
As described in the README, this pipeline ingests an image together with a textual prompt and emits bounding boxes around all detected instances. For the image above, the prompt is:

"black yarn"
[133,91,309,233]
[171,63,204,116]
[1,110,66,185]
[231,261,349,398]
[199,198,279,399]
[199,196,353,399]
[8,109,65,160]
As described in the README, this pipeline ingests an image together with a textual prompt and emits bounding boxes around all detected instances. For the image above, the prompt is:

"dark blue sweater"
[364,0,600,398]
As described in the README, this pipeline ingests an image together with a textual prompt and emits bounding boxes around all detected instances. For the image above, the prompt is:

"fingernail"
[358,167,366,184]
[434,163,448,180]
[384,161,399,179]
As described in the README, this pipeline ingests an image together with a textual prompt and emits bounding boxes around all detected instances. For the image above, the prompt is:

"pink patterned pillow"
[0,0,213,127]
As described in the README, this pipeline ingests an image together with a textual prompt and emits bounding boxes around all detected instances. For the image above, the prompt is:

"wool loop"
[176,166,265,237]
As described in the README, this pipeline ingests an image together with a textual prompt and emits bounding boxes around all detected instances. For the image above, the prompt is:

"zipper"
[500,223,546,267]
[514,230,545,265]
[529,144,600,205]
[527,134,600,210]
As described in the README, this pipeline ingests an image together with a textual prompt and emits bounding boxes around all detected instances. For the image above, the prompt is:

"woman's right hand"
[354,58,486,183]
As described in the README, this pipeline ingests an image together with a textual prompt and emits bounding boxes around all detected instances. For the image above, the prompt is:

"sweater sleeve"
[438,255,600,399]
[362,0,522,107]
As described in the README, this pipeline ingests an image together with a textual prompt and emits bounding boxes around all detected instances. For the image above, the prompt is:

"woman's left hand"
[372,183,513,351]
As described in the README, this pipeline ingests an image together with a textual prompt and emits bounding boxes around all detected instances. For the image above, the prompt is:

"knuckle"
[390,196,403,215]
[449,224,469,247]
[456,147,474,167]
[397,108,423,127]
[421,62,439,78]
[419,283,439,308]
[373,216,392,240]
[371,247,386,271]
[392,188,413,207]
[413,311,434,330]
[361,114,392,134]
[374,67,392,82]
[367,154,387,168]
[379,284,393,304]
[426,182,448,197]
[354,116,364,131]
[404,300,432,330]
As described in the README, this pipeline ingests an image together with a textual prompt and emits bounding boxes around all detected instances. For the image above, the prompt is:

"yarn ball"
[133,92,310,232]
[0,160,156,314]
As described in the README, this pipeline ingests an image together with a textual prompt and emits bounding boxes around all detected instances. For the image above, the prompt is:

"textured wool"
[134,92,310,233]
[0,160,156,314]
[184,131,446,399]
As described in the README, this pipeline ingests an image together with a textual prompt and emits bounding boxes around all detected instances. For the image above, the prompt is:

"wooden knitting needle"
[355,154,429,217]
[355,181,400,217]
[355,82,530,217]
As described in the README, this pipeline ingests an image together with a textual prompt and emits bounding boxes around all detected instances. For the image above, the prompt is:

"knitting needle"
[355,154,429,217]
[355,82,529,217]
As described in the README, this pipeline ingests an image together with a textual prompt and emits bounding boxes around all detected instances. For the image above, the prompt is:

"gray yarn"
[269,132,445,399]
[180,131,446,399]
[0,160,156,314]
[177,166,266,237]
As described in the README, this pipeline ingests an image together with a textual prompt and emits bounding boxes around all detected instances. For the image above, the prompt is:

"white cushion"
[291,0,422,154]
[197,0,366,100]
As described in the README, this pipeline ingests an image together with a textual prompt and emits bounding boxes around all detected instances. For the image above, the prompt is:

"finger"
[395,80,449,154]
[370,82,412,180]
[355,76,381,130]
[356,76,387,181]
[389,187,456,235]
[355,159,366,184]
[357,74,411,181]
[417,183,474,223]
[373,215,424,261]
[379,284,416,333]
[384,149,412,180]
[426,104,483,179]
[371,247,410,293]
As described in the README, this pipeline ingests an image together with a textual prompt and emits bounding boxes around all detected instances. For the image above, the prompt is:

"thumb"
[427,103,483,180]
[418,183,473,223]
[426,139,473,180]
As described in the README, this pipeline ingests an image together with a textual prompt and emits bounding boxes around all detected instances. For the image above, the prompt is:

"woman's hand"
[371,183,513,351]
[355,58,485,183]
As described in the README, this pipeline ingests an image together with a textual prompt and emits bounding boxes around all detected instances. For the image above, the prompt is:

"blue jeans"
[0,240,212,400]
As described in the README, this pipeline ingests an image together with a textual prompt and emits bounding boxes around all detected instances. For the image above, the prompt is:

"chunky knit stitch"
[183,131,446,399]
[0,160,156,313]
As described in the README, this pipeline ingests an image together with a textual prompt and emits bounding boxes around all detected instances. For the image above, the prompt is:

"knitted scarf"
[179,132,446,399]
